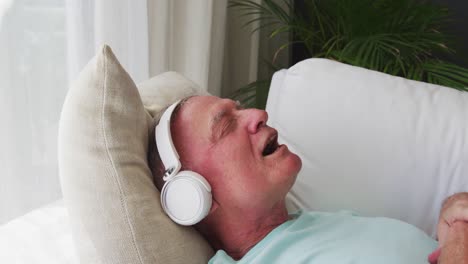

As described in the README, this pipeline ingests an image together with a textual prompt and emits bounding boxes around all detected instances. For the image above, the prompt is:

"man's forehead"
[170,96,224,151]
[182,95,216,107]
[174,95,217,127]
[174,95,237,137]
[178,96,215,115]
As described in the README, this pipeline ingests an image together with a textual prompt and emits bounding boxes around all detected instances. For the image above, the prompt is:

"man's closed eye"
[219,118,237,139]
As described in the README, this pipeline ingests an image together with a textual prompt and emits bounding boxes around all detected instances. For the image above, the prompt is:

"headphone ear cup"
[160,171,212,226]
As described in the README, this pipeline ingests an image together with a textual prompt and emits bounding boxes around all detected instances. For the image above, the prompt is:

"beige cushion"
[58,45,213,264]
[138,71,209,120]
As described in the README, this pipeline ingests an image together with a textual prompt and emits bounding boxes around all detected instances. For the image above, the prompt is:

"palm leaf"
[229,0,468,108]
[230,80,271,109]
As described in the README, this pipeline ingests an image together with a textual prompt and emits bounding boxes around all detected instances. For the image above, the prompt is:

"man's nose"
[245,109,268,133]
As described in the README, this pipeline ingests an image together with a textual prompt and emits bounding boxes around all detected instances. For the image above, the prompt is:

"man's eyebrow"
[209,109,228,143]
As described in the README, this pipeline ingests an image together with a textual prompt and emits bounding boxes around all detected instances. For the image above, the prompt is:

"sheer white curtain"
[148,0,228,95]
[66,0,150,84]
[66,0,266,95]
[66,0,242,95]
[0,0,68,224]
[1,0,265,224]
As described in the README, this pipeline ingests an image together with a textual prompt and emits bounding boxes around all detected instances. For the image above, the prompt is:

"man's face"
[171,96,302,214]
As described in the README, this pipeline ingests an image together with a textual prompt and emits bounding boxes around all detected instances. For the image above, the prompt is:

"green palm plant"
[229,0,468,109]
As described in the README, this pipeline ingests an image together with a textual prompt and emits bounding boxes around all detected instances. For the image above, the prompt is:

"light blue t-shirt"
[209,210,437,264]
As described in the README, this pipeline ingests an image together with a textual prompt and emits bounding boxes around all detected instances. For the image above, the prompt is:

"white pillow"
[267,58,468,237]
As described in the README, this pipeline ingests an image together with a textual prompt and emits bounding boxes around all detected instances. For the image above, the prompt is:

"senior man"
[148,95,468,264]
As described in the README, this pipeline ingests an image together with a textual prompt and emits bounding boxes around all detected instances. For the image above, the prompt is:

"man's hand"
[429,192,468,263]
[437,221,468,264]
[437,193,468,246]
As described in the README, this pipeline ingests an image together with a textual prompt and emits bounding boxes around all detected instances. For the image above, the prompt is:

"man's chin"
[282,144,302,164]
[282,152,302,183]
[272,144,302,178]
[286,148,302,173]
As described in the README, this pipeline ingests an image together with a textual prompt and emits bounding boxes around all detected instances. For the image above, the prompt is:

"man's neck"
[197,201,290,260]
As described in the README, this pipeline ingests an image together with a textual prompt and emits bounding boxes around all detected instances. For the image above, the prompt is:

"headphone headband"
[155,100,182,181]
[155,98,212,226]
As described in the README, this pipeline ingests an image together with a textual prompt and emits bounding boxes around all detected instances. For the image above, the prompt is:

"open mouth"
[262,133,279,156]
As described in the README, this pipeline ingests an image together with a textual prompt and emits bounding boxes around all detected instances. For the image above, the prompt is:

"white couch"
[268,59,468,237]
[1,57,467,263]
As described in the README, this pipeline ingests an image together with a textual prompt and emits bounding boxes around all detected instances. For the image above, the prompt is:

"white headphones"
[155,100,212,225]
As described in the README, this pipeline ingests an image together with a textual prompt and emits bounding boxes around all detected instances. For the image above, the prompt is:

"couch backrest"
[267,58,468,237]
